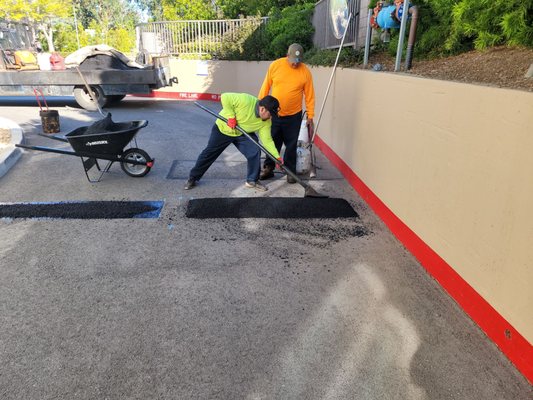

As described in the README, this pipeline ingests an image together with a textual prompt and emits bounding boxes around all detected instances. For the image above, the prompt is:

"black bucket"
[40,110,60,134]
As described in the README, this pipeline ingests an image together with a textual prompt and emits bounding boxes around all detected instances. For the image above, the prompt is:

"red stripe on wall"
[134,91,221,101]
[313,134,533,384]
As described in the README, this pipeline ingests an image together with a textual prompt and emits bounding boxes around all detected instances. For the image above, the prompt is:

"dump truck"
[0,21,176,110]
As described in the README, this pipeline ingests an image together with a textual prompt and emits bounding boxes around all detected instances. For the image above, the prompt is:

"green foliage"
[445,0,532,51]
[54,0,138,54]
[108,28,136,53]
[500,7,533,47]
[264,4,315,58]
[162,0,216,20]
[399,0,461,57]
[305,47,364,67]
[1,0,73,51]
[133,0,164,21]
[53,22,79,53]
[0,0,72,23]
[218,19,270,60]
[216,4,314,61]
[217,0,315,18]
[366,0,531,60]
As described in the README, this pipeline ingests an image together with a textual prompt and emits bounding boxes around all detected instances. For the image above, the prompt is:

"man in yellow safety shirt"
[258,43,315,183]
[184,92,281,192]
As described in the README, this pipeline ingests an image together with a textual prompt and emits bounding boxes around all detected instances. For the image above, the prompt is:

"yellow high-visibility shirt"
[215,93,280,159]
[258,57,315,119]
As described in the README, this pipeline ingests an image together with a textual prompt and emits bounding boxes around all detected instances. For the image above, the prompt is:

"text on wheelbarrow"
[86,140,109,146]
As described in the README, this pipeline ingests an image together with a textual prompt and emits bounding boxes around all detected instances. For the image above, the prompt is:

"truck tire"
[73,85,109,111]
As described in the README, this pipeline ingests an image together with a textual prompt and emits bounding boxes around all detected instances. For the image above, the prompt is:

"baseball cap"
[287,43,304,63]
[259,95,280,117]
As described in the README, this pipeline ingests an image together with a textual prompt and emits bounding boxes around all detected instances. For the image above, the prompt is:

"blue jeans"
[189,124,261,183]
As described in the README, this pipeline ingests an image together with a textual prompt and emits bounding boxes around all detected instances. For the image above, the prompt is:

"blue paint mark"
[134,201,164,218]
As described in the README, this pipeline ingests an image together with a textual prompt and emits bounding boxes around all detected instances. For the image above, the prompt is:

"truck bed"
[0,68,162,86]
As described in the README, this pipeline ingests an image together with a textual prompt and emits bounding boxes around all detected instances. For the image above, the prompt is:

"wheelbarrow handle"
[194,101,308,188]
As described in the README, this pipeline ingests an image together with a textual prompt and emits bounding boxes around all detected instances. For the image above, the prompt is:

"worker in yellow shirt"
[258,43,315,183]
[184,93,281,192]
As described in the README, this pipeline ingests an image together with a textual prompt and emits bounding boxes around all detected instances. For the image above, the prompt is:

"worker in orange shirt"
[258,43,315,183]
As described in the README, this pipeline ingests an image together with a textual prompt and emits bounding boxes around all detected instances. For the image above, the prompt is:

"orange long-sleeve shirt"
[258,57,315,119]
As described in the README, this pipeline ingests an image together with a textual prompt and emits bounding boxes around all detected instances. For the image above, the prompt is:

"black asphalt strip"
[0,201,163,219]
[186,198,357,219]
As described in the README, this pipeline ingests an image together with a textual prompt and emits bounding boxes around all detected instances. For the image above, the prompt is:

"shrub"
[264,4,315,58]
[446,0,533,51]
[305,47,363,67]
[217,4,315,61]
[218,18,269,60]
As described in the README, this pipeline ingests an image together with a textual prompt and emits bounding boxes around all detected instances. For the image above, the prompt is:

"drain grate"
[0,201,164,219]
[185,197,357,219]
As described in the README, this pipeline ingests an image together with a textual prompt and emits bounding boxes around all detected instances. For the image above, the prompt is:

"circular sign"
[329,0,349,39]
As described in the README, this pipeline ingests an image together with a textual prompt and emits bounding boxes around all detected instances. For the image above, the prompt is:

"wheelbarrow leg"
[81,157,114,183]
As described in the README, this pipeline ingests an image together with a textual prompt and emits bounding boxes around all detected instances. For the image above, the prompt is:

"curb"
[0,117,24,179]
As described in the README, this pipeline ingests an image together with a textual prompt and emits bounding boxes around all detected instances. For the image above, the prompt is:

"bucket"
[40,110,60,134]
[296,143,311,174]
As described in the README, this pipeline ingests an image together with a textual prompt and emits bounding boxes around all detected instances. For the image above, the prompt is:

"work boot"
[287,175,297,184]
[259,165,274,180]
[245,181,268,192]
[184,178,197,190]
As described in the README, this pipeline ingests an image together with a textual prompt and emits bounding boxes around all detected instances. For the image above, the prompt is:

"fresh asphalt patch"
[0,201,164,219]
[185,197,358,219]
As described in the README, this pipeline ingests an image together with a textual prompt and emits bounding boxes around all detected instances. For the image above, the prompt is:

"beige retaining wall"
[166,59,533,345]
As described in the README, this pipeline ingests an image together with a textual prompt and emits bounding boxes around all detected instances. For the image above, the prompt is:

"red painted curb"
[135,91,221,101]
[314,134,533,384]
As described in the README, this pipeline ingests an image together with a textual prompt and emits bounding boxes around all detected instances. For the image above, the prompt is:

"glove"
[276,157,284,169]
[227,117,237,129]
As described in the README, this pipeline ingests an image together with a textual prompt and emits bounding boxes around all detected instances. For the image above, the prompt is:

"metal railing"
[136,18,268,57]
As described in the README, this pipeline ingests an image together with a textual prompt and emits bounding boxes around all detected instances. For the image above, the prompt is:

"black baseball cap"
[259,95,280,117]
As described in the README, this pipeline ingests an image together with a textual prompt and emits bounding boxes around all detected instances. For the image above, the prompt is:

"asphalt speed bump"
[0,201,163,219]
[186,197,357,219]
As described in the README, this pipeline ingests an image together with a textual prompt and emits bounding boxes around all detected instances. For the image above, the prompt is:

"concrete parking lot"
[0,96,531,399]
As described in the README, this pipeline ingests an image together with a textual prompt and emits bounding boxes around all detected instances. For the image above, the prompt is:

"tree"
[134,0,164,21]
[131,0,317,21]
[74,0,138,44]
[217,0,313,19]
[161,0,216,20]
[0,0,73,51]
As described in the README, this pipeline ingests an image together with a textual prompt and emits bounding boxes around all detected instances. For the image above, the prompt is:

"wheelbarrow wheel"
[120,148,152,177]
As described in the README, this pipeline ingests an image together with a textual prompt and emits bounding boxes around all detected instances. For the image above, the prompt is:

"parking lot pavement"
[0,97,531,399]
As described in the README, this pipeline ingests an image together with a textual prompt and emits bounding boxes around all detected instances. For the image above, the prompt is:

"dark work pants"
[189,124,261,183]
[263,111,302,173]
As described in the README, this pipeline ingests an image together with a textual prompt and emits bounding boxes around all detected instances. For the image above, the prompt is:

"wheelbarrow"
[16,114,154,182]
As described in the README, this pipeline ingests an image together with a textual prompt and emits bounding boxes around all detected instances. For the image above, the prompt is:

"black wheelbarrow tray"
[16,115,154,182]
